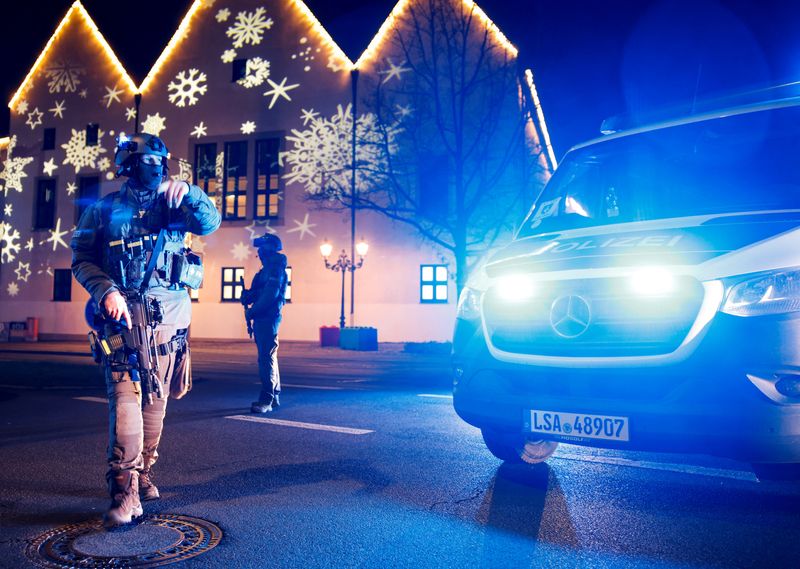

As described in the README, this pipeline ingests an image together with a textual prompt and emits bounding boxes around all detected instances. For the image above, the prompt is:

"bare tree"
[285,0,549,294]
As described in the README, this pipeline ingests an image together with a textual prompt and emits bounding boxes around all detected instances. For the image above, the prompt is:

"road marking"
[74,396,108,404]
[225,415,373,435]
[417,394,453,399]
[554,451,757,482]
[282,383,345,391]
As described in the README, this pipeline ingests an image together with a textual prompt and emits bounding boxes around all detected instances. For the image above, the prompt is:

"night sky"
[1,0,799,157]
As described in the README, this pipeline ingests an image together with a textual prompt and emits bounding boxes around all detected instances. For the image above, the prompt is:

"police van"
[452,96,800,478]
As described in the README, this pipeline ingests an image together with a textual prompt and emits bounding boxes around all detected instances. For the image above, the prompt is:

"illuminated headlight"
[629,267,675,295]
[494,274,536,302]
[722,269,800,317]
[456,287,483,320]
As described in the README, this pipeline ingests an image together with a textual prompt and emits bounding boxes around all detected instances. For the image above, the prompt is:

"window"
[418,154,449,218]
[53,269,72,302]
[285,266,292,303]
[232,58,247,82]
[43,128,56,151]
[420,264,448,303]
[34,179,56,230]
[76,176,100,224]
[223,141,248,220]
[86,123,99,146]
[254,138,280,219]
[193,143,219,211]
[221,267,245,302]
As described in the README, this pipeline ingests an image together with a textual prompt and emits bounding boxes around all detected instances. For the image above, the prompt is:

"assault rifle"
[123,294,164,405]
[239,276,253,338]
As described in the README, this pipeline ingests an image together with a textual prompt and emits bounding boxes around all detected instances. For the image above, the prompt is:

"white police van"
[452,96,800,479]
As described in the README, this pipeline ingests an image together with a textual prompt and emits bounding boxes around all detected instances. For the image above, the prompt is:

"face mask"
[134,159,163,190]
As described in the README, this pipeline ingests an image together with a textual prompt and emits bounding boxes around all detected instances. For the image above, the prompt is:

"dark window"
[420,264,448,303]
[76,176,100,224]
[285,266,292,303]
[418,154,449,218]
[232,59,247,82]
[223,141,248,220]
[53,269,72,302]
[254,138,281,219]
[86,123,99,146]
[193,143,219,212]
[42,128,56,150]
[34,179,57,230]
[221,267,245,302]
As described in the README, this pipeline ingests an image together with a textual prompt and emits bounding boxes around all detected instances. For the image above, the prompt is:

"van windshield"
[519,104,800,236]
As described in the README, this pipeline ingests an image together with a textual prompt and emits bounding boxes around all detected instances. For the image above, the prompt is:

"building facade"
[0,0,554,341]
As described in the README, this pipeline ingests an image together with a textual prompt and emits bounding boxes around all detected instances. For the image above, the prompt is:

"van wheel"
[752,463,800,482]
[481,429,559,464]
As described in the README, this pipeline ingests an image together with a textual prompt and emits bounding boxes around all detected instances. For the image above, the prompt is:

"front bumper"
[452,312,800,463]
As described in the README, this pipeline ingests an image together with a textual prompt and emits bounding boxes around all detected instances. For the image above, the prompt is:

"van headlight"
[721,269,800,317]
[456,287,483,320]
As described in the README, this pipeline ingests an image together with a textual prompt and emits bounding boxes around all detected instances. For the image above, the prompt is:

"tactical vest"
[99,189,196,293]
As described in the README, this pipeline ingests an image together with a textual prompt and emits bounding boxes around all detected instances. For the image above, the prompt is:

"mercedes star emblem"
[549,295,591,338]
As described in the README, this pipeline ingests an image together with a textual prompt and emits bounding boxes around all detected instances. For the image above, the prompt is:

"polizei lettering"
[546,234,682,254]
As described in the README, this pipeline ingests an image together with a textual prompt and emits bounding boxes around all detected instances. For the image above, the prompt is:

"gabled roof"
[8,1,137,110]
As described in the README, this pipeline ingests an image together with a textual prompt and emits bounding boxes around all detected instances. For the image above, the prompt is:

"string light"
[9,1,137,110]
[289,0,353,71]
[0,137,9,148]
[138,0,205,94]
[355,0,517,69]
[525,68,557,169]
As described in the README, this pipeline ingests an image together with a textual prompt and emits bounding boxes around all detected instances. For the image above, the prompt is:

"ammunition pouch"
[170,250,204,290]
[170,329,192,399]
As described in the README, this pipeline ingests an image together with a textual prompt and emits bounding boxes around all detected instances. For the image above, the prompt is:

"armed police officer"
[242,234,288,413]
[71,133,220,527]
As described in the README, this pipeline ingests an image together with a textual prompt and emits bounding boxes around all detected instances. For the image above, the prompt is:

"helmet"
[253,233,282,252]
[114,133,170,177]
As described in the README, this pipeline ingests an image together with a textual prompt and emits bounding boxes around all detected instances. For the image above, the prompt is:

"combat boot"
[104,470,143,528]
[251,400,273,413]
[139,468,160,501]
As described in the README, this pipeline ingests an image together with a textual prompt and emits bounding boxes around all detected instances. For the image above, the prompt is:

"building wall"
[0,0,546,342]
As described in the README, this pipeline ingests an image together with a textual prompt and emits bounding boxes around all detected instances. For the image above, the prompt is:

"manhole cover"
[25,513,222,568]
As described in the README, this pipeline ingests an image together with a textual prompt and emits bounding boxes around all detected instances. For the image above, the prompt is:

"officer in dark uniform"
[70,133,220,527]
[243,234,288,413]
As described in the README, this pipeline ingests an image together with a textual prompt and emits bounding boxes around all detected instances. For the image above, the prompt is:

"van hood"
[485,211,800,277]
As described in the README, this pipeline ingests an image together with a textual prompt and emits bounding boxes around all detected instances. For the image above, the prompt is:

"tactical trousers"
[105,326,176,484]
[253,320,280,404]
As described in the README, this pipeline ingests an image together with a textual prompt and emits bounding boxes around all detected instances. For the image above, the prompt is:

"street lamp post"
[320,239,369,329]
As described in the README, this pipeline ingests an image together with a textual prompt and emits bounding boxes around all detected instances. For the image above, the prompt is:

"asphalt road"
[1,341,799,568]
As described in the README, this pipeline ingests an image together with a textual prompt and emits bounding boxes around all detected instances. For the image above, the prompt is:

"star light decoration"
[14,261,31,282]
[300,108,319,125]
[231,241,252,262]
[7,282,19,297]
[286,213,316,240]
[220,49,237,63]
[378,58,411,84]
[24,238,34,251]
[42,158,58,176]
[4,204,12,216]
[191,122,208,138]
[241,121,256,135]
[66,182,77,196]
[102,85,123,108]
[125,107,137,122]
[41,218,70,251]
[245,219,274,240]
[26,107,43,130]
[263,77,299,109]
[49,100,66,118]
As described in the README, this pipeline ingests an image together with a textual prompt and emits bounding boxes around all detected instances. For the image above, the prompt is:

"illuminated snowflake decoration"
[61,128,107,173]
[97,157,111,172]
[14,261,31,282]
[263,77,299,110]
[0,221,22,264]
[49,100,66,118]
[283,104,399,197]
[241,121,256,135]
[41,218,70,251]
[168,69,208,107]
[15,100,29,114]
[102,85,123,108]
[286,213,316,240]
[7,282,19,297]
[4,204,12,216]
[44,60,85,93]
[191,122,208,138]
[141,113,167,136]
[221,49,237,63]
[215,8,230,22]
[125,107,137,122]
[237,57,270,88]
[231,241,252,261]
[226,7,273,48]
[66,181,77,196]
[1,136,34,197]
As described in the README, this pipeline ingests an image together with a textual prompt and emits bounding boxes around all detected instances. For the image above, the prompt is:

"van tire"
[752,463,800,482]
[481,429,559,464]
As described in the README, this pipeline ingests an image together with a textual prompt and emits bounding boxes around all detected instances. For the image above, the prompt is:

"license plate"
[525,409,630,442]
